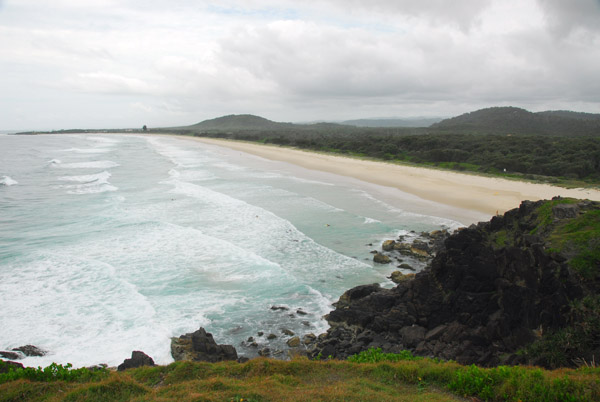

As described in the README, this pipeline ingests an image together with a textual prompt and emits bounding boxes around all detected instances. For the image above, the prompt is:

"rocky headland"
[307,198,600,368]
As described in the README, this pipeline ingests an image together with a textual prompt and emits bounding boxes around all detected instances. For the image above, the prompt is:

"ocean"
[0,133,477,368]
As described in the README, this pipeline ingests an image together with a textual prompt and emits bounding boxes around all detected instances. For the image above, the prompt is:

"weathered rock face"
[310,199,600,368]
[117,351,155,371]
[171,327,238,363]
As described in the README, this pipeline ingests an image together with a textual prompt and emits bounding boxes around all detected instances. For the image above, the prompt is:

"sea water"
[0,133,483,368]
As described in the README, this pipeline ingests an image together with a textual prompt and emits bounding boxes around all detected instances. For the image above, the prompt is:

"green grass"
[1,350,599,401]
[529,198,578,235]
[549,209,600,279]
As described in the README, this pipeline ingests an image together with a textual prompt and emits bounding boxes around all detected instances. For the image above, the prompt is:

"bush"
[0,361,108,384]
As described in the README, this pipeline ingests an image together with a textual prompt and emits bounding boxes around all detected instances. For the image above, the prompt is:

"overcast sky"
[1,0,599,130]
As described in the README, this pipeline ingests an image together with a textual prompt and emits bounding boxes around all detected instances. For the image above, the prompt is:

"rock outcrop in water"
[0,345,47,361]
[171,327,238,363]
[309,198,600,368]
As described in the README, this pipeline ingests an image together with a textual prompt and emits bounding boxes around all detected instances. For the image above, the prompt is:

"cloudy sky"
[1,0,599,130]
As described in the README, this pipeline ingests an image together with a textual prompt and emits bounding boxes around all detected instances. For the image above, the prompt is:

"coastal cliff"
[309,198,600,368]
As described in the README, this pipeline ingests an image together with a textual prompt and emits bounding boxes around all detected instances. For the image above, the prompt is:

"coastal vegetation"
[169,107,600,185]
[2,352,599,401]
[20,106,600,184]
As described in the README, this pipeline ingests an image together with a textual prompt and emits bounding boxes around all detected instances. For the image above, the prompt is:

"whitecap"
[0,176,18,186]
[61,148,111,154]
[363,217,381,224]
[57,171,117,194]
[58,161,120,169]
[58,171,111,183]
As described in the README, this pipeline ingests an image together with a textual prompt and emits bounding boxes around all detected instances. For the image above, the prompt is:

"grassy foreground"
[2,349,599,402]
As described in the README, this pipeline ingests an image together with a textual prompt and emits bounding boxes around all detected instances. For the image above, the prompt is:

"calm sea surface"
[0,133,480,367]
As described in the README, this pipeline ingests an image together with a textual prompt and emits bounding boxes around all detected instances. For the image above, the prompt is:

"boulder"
[303,333,317,345]
[382,240,396,251]
[117,351,155,371]
[389,271,415,284]
[286,337,301,347]
[281,329,295,336]
[12,345,45,357]
[0,351,20,360]
[171,327,238,363]
[373,253,391,264]
[400,325,426,348]
[398,263,415,271]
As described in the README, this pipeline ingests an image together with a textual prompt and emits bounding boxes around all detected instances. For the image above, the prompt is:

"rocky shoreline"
[3,198,599,371]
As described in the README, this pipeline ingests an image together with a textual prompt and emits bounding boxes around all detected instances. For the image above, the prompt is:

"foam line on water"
[58,171,111,183]
[146,137,218,168]
[56,161,120,169]
[61,148,111,154]
[225,185,345,214]
[354,189,462,229]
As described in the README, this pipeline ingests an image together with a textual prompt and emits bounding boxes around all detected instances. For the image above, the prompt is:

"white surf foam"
[0,176,18,186]
[57,171,117,194]
[58,171,111,183]
[61,148,111,154]
[58,161,120,169]
[355,189,462,229]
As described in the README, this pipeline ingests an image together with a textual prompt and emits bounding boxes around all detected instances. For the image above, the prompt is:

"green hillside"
[187,114,295,132]
[431,107,600,136]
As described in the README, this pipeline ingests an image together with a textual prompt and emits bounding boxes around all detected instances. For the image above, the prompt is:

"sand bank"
[176,136,600,218]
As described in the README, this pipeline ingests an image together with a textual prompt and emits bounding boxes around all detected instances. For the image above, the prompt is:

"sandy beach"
[175,136,600,218]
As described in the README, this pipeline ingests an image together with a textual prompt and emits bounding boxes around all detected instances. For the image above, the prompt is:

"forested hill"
[432,106,600,136]
[187,114,295,131]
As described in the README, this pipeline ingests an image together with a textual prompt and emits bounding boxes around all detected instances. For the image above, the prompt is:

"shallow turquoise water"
[0,133,479,367]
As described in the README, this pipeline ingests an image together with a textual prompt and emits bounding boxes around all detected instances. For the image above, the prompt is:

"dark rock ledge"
[307,199,600,368]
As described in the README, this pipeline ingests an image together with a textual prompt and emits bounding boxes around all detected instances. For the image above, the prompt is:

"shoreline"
[171,135,600,217]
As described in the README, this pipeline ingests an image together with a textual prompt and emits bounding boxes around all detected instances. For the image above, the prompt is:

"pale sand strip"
[174,136,600,217]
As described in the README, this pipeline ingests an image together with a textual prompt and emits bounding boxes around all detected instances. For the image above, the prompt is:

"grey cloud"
[537,0,600,36]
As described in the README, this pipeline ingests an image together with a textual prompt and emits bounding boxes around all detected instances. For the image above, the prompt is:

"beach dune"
[181,136,600,217]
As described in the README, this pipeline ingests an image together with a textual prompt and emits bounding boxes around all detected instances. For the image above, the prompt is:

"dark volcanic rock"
[171,327,238,363]
[310,199,600,368]
[12,345,46,357]
[0,351,20,360]
[117,351,155,371]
